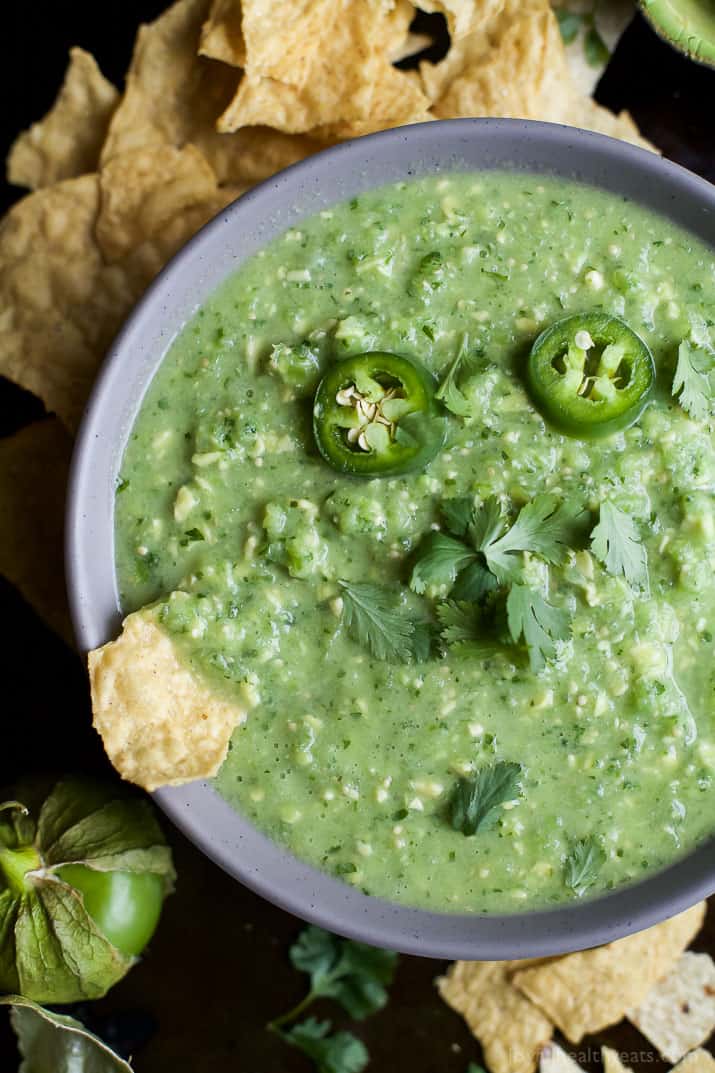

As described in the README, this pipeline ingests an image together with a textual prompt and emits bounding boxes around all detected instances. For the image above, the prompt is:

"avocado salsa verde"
[115,173,715,913]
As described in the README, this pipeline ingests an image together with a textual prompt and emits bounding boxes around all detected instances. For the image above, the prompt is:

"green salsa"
[116,173,715,913]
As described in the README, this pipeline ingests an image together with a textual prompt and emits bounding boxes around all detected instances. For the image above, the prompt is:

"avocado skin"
[639,0,715,68]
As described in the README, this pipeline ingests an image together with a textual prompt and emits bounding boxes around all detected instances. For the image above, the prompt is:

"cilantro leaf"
[506,583,571,671]
[590,501,648,590]
[555,9,583,45]
[436,336,482,417]
[338,580,428,663]
[672,340,713,420]
[410,532,478,594]
[564,836,606,898]
[436,601,500,656]
[441,496,475,538]
[469,495,506,551]
[290,926,398,1020]
[448,761,522,836]
[584,25,610,67]
[451,559,499,603]
[467,1065,488,1073]
[477,494,585,583]
[283,1018,368,1073]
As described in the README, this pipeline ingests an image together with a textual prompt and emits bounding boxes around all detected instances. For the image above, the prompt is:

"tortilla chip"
[438,958,554,1073]
[0,170,238,431]
[217,1,429,133]
[0,420,73,644]
[672,1052,715,1073]
[101,0,322,186]
[540,1044,580,1073]
[421,0,652,151]
[7,48,119,191]
[626,952,715,1063]
[89,609,247,791]
[199,0,246,67]
[601,1046,633,1073]
[416,0,505,39]
[240,0,337,88]
[97,144,219,262]
[513,902,707,1043]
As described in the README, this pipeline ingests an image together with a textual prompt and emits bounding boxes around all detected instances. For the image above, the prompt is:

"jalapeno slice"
[526,312,655,438]
[313,351,446,476]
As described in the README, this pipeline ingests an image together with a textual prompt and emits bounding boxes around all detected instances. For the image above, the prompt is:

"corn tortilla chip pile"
[0,0,655,787]
[440,902,714,1073]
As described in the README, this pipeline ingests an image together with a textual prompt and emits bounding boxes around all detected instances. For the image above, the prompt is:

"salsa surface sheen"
[116,173,715,913]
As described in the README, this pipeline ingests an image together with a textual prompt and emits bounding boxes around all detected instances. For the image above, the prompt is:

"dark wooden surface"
[1,3,713,1069]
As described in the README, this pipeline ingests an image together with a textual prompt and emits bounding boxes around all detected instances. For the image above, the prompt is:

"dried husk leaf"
[626,951,715,1063]
[421,0,653,150]
[5,998,133,1072]
[513,902,707,1043]
[217,0,429,133]
[0,420,73,643]
[7,48,119,191]
[88,609,247,791]
[438,958,555,1073]
[199,0,246,66]
[101,0,322,186]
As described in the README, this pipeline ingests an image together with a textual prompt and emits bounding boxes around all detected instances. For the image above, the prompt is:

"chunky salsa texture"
[116,173,714,912]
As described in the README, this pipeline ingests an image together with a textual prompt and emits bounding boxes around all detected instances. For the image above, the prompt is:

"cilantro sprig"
[338,580,431,664]
[672,339,714,420]
[448,761,522,836]
[436,335,484,418]
[589,501,648,591]
[282,1018,368,1073]
[287,925,398,1021]
[564,835,606,898]
[411,494,581,670]
[269,926,398,1073]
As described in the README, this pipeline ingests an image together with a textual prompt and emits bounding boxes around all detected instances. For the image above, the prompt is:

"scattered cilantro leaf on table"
[282,1018,368,1073]
[590,501,648,590]
[289,925,398,1021]
[672,340,714,420]
[448,761,522,836]
[506,583,571,672]
[564,836,606,897]
[338,580,429,663]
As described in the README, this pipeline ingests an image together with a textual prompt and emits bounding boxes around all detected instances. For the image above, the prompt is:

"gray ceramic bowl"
[67,119,715,959]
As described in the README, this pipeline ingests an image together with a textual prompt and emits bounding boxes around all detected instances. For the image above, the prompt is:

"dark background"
[1,3,714,1070]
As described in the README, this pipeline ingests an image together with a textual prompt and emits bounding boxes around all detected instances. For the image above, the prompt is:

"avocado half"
[640,0,715,68]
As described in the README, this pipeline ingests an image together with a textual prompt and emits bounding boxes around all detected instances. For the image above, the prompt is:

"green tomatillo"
[0,777,174,1004]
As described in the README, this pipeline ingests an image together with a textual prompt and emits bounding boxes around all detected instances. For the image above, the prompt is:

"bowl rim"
[67,117,715,959]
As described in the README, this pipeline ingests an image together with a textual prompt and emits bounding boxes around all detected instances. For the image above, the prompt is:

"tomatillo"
[526,312,655,438]
[56,865,165,958]
[312,351,446,477]
[0,778,174,1003]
